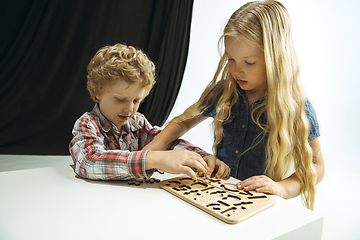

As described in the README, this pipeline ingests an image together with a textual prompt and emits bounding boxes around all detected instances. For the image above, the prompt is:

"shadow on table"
[68,164,161,190]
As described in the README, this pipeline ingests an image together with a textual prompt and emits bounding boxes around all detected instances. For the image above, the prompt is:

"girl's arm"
[143,114,231,179]
[237,137,325,199]
[143,114,208,151]
[309,137,325,184]
[277,137,325,199]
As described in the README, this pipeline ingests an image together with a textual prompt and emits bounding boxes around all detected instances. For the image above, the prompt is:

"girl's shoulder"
[304,99,320,139]
[304,99,318,121]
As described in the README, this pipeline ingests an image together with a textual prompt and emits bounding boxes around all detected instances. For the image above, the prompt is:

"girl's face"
[96,80,145,131]
[225,36,267,102]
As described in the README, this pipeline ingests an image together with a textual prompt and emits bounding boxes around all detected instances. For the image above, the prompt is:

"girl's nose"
[234,63,243,75]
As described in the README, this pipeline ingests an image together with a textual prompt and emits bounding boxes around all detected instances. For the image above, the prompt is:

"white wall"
[166,1,360,239]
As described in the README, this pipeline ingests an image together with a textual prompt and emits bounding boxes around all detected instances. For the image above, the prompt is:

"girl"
[144,0,324,210]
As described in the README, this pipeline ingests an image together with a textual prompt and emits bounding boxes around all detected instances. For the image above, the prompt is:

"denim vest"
[202,84,320,180]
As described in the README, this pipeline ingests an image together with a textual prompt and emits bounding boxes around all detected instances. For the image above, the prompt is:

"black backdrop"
[0,0,194,155]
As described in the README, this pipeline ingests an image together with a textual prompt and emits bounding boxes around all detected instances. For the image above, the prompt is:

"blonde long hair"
[172,0,316,209]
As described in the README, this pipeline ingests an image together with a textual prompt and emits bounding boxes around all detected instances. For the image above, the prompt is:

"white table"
[0,165,323,240]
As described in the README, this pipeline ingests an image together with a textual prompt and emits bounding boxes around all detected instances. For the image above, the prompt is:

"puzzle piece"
[128,179,144,186]
[128,178,160,186]
[159,176,275,224]
[155,169,164,174]
[145,178,161,183]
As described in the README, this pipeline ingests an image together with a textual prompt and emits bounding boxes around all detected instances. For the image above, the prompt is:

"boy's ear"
[95,94,102,100]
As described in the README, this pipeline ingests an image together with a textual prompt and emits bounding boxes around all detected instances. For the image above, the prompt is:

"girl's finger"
[206,157,216,179]
[215,163,226,179]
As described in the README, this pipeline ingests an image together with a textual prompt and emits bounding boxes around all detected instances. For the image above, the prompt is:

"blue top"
[202,83,320,180]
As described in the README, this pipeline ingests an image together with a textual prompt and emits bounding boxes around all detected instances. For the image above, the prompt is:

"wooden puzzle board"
[159,175,276,224]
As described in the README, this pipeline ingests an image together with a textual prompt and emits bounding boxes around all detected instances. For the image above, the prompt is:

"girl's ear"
[95,95,102,100]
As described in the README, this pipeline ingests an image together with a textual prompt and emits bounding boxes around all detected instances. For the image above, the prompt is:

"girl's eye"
[117,98,126,102]
[245,61,255,65]
[134,99,141,103]
[227,58,234,61]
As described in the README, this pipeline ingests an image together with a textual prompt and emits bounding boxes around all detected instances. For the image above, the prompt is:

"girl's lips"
[237,79,247,85]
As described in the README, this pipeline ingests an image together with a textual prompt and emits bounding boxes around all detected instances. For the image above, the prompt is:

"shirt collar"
[91,104,114,133]
[235,83,267,106]
[91,104,142,134]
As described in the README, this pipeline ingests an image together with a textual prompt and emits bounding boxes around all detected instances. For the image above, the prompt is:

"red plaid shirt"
[69,104,209,180]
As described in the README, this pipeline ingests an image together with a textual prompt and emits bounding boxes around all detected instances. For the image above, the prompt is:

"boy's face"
[96,80,145,131]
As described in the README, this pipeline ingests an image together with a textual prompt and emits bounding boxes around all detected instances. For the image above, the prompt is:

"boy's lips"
[118,115,130,120]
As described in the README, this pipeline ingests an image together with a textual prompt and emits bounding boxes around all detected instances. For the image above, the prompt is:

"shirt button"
[234,150,239,155]
[241,124,246,128]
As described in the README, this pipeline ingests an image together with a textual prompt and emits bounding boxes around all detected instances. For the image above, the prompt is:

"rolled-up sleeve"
[305,99,320,140]
[167,139,210,157]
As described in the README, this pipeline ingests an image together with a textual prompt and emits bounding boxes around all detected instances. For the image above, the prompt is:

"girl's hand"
[236,175,286,198]
[199,155,230,179]
[146,149,208,180]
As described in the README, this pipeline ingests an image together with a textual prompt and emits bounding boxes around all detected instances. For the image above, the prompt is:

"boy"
[69,44,230,181]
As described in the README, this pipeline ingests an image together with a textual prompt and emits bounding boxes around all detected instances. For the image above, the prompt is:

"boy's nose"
[123,102,133,113]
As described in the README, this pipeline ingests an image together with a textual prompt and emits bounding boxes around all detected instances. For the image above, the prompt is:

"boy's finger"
[194,164,208,176]
[181,167,197,180]
[196,154,209,170]
[189,159,208,176]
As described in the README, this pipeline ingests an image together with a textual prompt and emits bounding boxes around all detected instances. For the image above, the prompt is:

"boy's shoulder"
[72,105,107,133]
[133,112,145,118]
[126,112,148,131]
[126,112,161,134]
[73,110,100,130]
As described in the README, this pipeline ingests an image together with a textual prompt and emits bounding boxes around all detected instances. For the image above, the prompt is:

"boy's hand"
[146,150,208,180]
[199,155,230,179]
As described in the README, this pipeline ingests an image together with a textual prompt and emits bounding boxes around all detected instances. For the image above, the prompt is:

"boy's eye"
[116,98,126,102]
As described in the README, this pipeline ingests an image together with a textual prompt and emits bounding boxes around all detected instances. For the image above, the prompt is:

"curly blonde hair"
[86,43,156,102]
[172,0,316,209]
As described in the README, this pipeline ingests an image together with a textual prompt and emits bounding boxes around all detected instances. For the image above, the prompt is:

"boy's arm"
[69,114,209,180]
[69,116,152,180]
[145,149,208,180]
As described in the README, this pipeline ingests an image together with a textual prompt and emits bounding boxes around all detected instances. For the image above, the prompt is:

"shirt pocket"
[249,135,266,175]
[220,114,236,146]
[250,140,265,160]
